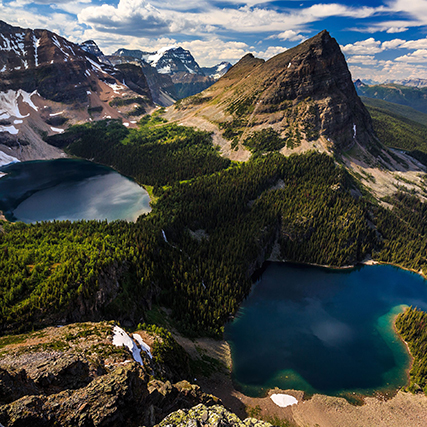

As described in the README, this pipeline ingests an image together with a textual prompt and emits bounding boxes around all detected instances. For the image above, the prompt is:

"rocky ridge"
[0,322,220,427]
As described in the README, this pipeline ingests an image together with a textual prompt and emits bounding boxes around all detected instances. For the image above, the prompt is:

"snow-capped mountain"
[142,46,204,75]
[386,78,427,88]
[111,46,233,100]
[201,62,232,80]
[0,20,153,162]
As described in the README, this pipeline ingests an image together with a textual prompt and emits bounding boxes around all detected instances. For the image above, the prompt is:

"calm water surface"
[0,158,151,222]
[225,262,427,397]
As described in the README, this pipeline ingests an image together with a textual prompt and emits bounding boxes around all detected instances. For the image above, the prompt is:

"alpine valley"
[1,19,427,427]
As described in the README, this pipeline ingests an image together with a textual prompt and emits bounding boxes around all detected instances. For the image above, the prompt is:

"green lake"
[0,158,151,222]
[225,262,427,397]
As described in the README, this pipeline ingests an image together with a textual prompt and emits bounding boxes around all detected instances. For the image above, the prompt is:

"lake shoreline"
[198,336,427,427]
[223,260,427,426]
[265,244,427,281]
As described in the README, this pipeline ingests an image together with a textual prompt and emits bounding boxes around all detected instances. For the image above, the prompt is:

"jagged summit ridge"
[80,39,112,65]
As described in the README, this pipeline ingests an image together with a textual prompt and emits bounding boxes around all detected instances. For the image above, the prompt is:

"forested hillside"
[2,117,426,337]
[396,307,427,394]
[364,101,427,166]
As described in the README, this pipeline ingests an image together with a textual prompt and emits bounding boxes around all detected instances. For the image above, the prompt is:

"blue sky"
[2,0,427,81]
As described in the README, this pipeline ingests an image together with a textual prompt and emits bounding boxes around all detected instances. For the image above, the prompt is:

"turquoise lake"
[225,262,427,397]
[0,158,151,222]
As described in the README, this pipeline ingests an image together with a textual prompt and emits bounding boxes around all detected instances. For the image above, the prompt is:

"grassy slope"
[362,98,427,165]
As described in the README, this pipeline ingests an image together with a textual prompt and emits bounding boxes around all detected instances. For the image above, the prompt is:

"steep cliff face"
[166,31,375,154]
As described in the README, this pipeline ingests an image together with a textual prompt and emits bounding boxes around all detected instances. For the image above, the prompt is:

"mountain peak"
[166,30,375,157]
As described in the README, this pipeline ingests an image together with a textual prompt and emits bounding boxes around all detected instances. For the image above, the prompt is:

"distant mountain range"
[355,79,427,114]
[110,46,231,100]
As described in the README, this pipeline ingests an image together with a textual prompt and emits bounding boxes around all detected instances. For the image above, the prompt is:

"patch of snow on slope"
[51,127,64,133]
[33,33,40,67]
[270,394,298,408]
[49,111,64,117]
[20,90,39,111]
[0,90,28,119]
[0,89,39,120]
[157,65,171,74]
[86,56,103,71]
[0,33,25,57]
[183,64,195,74]
[133,334,153,359]
[0,150,19,167]
[0,125,18,135]
[105,82,126,94]
[112,326,143,365]
[146,46,177,67]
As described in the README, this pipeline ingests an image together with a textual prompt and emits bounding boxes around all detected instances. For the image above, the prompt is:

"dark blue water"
[225,262,427,397]
[0,158,151,222]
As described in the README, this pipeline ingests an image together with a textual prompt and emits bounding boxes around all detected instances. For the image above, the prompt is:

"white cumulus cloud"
[78,0,172,36]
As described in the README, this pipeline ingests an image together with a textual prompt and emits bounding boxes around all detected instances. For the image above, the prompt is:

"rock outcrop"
[158,404,272,427]
[0,322,220,427]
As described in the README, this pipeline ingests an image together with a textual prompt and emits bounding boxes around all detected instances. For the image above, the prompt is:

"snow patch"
[112,326,143,365]
[104,82,126,94]
[162,229,168,243]
[51,127,64,133]
[86,56,103,71]
[133,334,153,359]
[353,124,357,138]
[0,33,26,57]
[123,122,129,127]
[0,125,18,135]
[145,46,177,67]
[0,150,19,167]
[20,90,39,111]
[288,62,292,68]
[270,394,298,408]
[0,90,30,119]
[33,34,41,67]
[0,89,38,120]
[183,64,195,74]
[13,119,23,124]
[0,65,6,73]
[49,111,64,117]
[157,65,171,74]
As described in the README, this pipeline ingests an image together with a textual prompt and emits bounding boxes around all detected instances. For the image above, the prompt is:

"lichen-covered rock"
[157,404,272,427]
[0,323,220,427]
